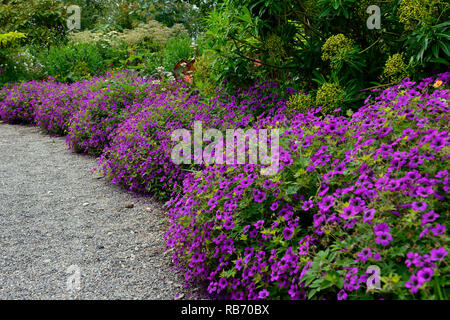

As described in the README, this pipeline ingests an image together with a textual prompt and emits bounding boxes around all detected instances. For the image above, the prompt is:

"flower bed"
[165,74,450,300]
[0,71,448,300]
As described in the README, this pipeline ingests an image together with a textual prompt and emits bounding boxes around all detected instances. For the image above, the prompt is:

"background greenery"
[0,0,449,111]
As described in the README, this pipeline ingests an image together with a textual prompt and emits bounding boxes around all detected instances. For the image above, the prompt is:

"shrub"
[0,81,47,124]
[97,83,209,198]
[42,43,108,82]
[0,0,67,47]
[321,34,356,71]
[193,52,219,99]
[65,73,147,155]
[398,0,449,31]
[384,53,411,84]
[166,73,450,300]
[0,31,28,85]
[315,82,345,114]
[162,36,194,74]
[202,0,449,110]
[286,91,315,114]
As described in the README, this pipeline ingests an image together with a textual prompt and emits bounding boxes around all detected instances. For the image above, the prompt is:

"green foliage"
[202,0,449,113]
[321,34,355,70]
[192,51,218,98]
[383,53,411,84]
[398,0,449,31]
[62,0,110,30]
[286,91,315,114]
[315,82,345,114]
[162,36,194,73]
[0,31,27,47]
[0,0,68,47]
[41,43,108,82]
[405,21,450,68]
[0,32,36,85]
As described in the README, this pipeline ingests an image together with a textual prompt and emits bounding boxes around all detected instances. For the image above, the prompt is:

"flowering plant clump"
[97,84,217,198]
[65,72,160,155]
[96,79,284,199]
[1,68,448,300]
[33,79,105,135]
[166,73,449,300]
[0,81,47,124]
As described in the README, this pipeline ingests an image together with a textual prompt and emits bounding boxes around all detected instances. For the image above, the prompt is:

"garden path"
[0,123,192,299]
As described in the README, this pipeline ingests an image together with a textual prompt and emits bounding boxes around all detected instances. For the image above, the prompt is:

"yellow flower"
[433,80,443,88]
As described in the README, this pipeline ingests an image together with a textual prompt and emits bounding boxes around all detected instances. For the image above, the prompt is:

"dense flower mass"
[0,71,448,300]
[165,73,450,300]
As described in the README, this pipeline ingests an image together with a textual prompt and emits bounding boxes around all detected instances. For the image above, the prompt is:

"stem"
[434,277,444,300]
[362,82,395,91]
[359,37,382,54]
[232,39,296,70]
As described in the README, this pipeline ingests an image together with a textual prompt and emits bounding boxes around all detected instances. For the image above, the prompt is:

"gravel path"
[0,122,193,299]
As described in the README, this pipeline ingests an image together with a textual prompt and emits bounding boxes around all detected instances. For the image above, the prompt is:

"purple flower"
[363,208,375,222]
[254,220,264,229]
[416,186,434,197]
[375,232,393,246]
[340,205,356,219]
[405,274,423,294]
[417,268,434,283]
[356,248,372,262]
[258,289,269,299]
[263,179,275,189]
[282,227,294,240]
[240,178,254,188]
[218,277,228,290]
[430,248,447,261]
[319,195,334,212]
[253,189,266,203]
[302,200,313,211]
[337,289,348,300]
[208,198,218,208]
[270,201,279,211]
[431,224,445,236]
[405,252,422,267]
[421,210,439,226]
[373,223,390,235]
[235,258,243,271]
[411,201,427,211]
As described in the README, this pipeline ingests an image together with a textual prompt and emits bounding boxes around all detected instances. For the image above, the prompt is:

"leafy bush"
[41,43,108,82]
[162,36,194,73]
[0,0,67,47]
[0,31,29,85]
[202,0,449,112]
[286,91,315,114]
[166,73,450,300]
[0,81,45,124]
[65,73,148,155]
[193,51,219,99]
[98,82,209,198]
[315,82,345,114]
